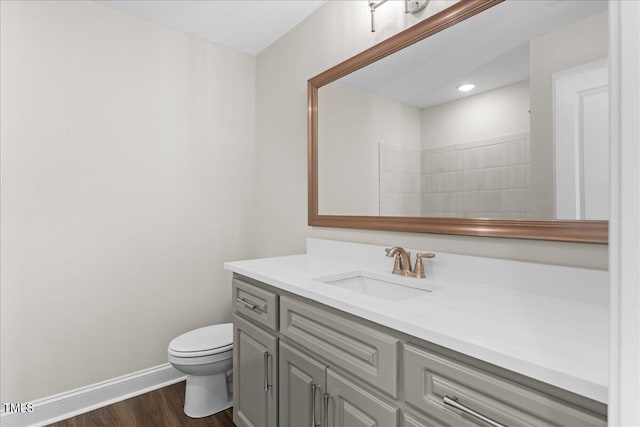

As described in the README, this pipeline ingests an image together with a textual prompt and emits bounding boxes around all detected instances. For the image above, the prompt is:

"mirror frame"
[308,0,608,244]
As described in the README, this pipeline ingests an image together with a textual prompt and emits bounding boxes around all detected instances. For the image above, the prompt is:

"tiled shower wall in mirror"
[379,132,531,218]
[379,144,422,216]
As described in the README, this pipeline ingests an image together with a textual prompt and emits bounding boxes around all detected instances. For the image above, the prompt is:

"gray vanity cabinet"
[232,314,278,427]
[279,341,326,427]
[232,274,607,427]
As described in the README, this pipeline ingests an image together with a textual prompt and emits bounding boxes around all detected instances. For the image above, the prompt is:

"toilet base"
[184,372,232,418]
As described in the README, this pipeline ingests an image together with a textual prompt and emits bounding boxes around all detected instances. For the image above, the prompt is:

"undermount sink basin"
[314,271,438,301]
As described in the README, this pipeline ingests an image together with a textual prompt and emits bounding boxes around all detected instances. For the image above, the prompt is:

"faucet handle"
[385,247,411,275]
[390,252,403,274]
[413,253,436,278]
[416,253,435,260]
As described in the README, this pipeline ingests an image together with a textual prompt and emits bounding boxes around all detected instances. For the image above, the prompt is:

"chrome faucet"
[385,247,435,278]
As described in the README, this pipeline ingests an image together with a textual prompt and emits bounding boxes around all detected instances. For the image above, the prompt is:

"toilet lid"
[169,323,233,356]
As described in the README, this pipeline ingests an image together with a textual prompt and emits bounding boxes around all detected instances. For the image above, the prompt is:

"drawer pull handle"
[443,396,507,427]
[236,297,258,310]
[263,351,271,392]
[323,393,331,427]
[310,384,320,427]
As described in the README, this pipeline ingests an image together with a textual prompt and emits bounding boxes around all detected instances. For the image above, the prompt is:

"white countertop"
[224,239,608,404]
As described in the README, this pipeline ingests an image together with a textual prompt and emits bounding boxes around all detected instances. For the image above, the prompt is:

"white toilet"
[168,323,233,418]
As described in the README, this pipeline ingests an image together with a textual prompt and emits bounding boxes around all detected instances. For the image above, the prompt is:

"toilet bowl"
[168,323,233,418]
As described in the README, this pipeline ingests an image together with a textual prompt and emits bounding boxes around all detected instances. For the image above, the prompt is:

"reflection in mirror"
[318,0,608,221]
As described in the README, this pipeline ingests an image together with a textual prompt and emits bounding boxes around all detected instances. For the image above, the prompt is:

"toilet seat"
[168,348,232,366]
[168,323,233,358]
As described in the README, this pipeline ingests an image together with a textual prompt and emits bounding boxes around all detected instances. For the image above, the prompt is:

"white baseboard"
[0,363,186,427]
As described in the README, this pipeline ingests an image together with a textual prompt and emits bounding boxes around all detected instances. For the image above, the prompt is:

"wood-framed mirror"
[308,0,608,243]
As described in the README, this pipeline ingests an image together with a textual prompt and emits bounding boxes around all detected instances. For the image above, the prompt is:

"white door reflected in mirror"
[554,60,609,220]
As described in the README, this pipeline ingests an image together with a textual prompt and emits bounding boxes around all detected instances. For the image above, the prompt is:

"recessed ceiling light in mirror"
[457,83,475,92]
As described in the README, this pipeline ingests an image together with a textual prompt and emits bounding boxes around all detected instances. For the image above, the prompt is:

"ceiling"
[98,0,327,56]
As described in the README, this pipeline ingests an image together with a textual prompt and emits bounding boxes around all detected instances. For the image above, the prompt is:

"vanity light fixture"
[369,0,389,32]
[457,83,475,92]
[370,0,428,32]
[405,0,429,14]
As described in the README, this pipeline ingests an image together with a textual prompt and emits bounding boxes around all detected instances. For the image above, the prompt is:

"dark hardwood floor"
[47,381,236,427]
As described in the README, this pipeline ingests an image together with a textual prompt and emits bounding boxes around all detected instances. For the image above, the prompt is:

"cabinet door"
[233,314,278,427]
[326,369,399,427]
[279,341,327,427]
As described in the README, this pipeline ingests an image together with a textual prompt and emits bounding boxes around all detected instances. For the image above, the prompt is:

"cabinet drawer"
[403,343,606,427]
[280,296,399,398]
[233,277,278,331]
[403,410,473,427]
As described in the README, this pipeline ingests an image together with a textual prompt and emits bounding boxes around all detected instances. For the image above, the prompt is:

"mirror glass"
[317,0,608,221]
